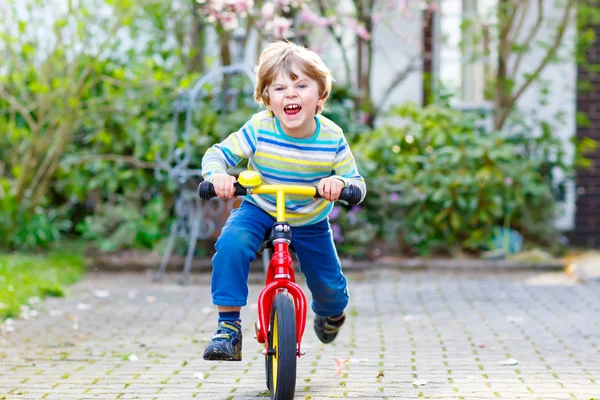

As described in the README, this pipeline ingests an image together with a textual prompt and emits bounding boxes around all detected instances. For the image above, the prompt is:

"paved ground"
[1,268,599,400]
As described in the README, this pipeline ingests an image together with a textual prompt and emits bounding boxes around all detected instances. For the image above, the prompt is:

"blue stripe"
[257,129,339,145]
[261,171,319,184]
[337,144,347,154]
[257,137,337,152]
[242,127,255,153]
[259,165,326,179]
[221,147,236,166]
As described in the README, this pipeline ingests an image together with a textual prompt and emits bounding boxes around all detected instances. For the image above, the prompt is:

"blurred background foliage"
[0,0,597,259]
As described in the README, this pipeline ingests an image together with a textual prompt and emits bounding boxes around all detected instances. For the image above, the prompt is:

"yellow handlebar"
[239,171,318,221]
[250,185,318,222]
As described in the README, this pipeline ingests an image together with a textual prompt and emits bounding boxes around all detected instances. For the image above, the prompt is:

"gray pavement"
[1,268,599,400]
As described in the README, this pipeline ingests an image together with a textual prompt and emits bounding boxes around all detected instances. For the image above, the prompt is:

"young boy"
[201,41,366,361]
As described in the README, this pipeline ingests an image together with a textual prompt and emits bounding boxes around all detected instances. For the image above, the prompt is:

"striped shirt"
[201,110,366,226]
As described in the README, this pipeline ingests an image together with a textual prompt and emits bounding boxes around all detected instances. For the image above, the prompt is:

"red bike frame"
[255,240,308,357]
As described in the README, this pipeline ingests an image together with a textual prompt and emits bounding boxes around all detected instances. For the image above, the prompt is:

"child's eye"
[298,84,307,89]
[274,87,284,91]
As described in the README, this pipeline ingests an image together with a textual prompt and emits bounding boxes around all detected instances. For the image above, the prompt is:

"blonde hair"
[254,41,333,114]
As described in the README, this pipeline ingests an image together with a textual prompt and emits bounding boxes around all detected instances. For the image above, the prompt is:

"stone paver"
[1,268,599,399]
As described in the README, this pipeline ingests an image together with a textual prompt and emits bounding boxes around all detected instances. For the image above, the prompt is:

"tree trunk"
[494,0,513,130]
[422,7,436,106]
[187,0,206,74]
[219,28,232,67]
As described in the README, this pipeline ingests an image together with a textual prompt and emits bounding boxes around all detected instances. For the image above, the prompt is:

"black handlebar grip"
[313,184,362,206]
[339,184,362,205]
[198,181,217,200]
[197,181,247,200]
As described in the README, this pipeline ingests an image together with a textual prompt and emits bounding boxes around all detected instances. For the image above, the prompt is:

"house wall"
[572,23,600,247]
[438,0,578,232]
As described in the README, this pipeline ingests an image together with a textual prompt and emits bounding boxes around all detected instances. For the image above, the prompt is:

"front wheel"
[266,291,297,400]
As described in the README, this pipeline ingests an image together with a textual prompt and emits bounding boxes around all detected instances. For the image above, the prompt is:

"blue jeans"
[211,201,349,317]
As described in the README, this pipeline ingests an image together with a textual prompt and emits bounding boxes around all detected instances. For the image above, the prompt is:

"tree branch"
[498,0,575,129]
[499,0,519,42]
[62,154,156,170]
[317,0,352,85]
[0,86,38,131]
[374,55,420,117]
[510,0,544,77]
[506,0,527,45]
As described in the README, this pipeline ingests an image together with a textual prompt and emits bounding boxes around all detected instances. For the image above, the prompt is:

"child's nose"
[285,88,298,97]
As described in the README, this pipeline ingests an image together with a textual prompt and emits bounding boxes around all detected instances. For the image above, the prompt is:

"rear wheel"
[265,291,297,400]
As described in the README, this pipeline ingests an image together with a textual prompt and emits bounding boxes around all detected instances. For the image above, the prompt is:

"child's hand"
[318,177,345,202]
[211,174,238,199]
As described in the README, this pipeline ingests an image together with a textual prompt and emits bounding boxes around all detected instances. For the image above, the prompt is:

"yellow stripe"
[333,157,351,170]
[252,185,317,196]
[255,152,331,167]
[264,199,329,219]
[230,135,243,156]
[254,158,330,172]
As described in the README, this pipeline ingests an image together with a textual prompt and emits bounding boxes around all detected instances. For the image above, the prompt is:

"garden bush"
[348,103,571,256]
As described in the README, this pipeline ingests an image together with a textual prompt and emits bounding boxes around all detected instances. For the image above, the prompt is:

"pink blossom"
[270,16,293,38]
[359,112,369,125]
[346,17,371,41]
[226,0,253,14]
[276,0,297,11]
[299,5,336,27]
[261,1,274,19]
[355,25,370,40]
[219,11,239,30]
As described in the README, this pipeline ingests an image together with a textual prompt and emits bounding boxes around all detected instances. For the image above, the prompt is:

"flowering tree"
[198,0,439,127]
[306,0,439,125]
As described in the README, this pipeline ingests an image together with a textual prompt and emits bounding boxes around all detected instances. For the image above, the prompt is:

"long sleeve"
[331,136,367,203]
[201,121,258,182]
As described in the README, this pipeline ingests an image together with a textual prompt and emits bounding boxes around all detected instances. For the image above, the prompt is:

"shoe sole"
[203,349,242,361]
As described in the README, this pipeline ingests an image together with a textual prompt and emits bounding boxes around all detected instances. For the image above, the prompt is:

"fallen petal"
[49,310,63,317]
[77,303,92,310]
[506,316,525,322]
[467,375,475,380]
[500,358,518,365]
[72,323,79,330]
[193,372,206,380]
[146,296,156,303]
[334,357,345,376]
[128,354,139,361]
[201,307,214,314]
[413,379,428,386]
[93,290,110,298]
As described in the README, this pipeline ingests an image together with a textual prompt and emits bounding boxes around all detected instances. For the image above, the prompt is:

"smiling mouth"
[284,104,302,115]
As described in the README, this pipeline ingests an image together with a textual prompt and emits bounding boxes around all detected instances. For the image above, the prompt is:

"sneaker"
[314,313,345,344]
[203,321,243,361]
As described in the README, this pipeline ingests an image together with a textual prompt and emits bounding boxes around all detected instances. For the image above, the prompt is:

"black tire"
[265,291,297,400]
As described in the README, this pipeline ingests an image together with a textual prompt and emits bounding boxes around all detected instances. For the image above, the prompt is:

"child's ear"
[317,97,326,108]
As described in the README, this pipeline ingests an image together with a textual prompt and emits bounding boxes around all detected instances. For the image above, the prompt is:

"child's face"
[267,67,325,138]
